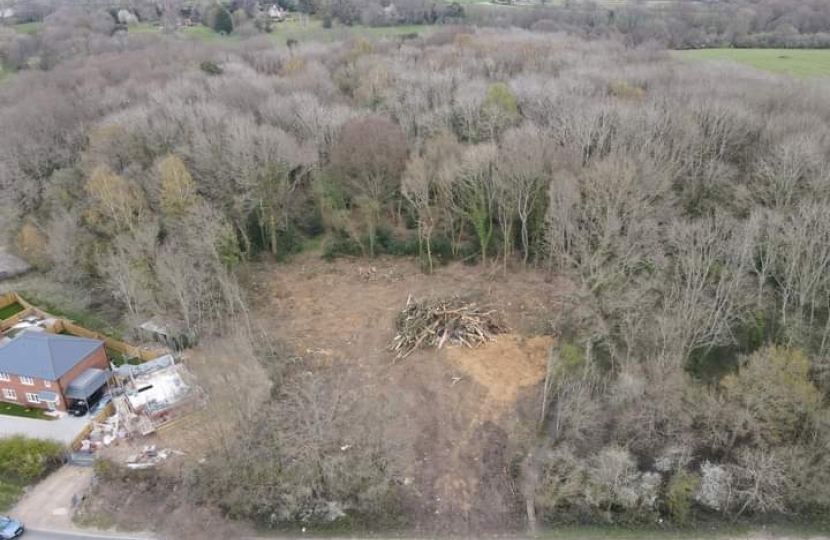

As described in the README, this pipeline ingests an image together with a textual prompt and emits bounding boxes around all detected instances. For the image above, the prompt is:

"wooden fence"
[52,319,165,362]
[0,292,166,362]
[70,402,115,451]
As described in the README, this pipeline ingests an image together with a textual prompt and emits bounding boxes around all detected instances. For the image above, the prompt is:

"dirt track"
[12,465,93,531]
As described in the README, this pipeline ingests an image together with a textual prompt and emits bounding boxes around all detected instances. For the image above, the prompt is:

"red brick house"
[0,330,110,412]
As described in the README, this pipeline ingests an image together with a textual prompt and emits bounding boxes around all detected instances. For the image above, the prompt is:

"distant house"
[0,331,110,412]
[267,4,286,21]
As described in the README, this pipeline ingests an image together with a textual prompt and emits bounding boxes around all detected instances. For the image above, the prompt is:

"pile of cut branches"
[391,295,507,359]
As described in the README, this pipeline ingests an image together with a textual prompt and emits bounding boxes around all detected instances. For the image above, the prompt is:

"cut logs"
[391,295,508,359]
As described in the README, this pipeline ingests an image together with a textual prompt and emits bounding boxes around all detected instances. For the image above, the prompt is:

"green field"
[13,21,42,34]
[678,48,830,77]
[130,19,429,45]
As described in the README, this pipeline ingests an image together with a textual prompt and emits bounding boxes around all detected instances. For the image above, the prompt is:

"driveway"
[12,465,94,531]
[0,413,89,444]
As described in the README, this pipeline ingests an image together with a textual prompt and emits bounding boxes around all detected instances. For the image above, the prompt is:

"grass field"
[0,302,24,321]
[678,48,830,77]
[130,20,429,45]
[0,402,53,420]
[13,21,42,34]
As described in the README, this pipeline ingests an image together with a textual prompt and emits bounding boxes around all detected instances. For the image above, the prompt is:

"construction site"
[0,292,207,466]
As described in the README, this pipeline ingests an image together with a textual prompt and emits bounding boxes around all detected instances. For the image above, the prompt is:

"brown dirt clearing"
[248,254,570,534]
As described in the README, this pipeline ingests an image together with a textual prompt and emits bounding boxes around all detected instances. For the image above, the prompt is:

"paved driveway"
[0,413,89,444]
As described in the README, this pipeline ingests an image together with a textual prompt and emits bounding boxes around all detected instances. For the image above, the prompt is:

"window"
[0,372,9,382]
[19,376,34,386]
[25,393,40,404]
[2,388,16,401]
[44,381,51,388]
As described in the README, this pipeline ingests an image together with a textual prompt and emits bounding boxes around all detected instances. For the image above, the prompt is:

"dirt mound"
[445,334,553,405]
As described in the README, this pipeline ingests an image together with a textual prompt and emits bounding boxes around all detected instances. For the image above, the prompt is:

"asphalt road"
[24,530,151,540]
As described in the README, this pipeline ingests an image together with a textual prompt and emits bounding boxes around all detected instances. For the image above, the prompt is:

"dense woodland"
[2,1,830,533]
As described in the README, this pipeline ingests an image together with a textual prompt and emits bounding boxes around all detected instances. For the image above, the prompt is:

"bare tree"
[330,115,408,256]
[657,215,751,363]
[401,132,463,273]
[495,123,549,266]
[448,143,497,265]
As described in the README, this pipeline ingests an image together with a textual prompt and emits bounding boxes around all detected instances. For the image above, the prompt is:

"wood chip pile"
[391,295,507,359]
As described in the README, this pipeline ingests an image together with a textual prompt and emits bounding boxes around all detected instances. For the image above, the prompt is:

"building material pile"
[391,295,507,359]
[110,354,205,436]
[126,445,183,469]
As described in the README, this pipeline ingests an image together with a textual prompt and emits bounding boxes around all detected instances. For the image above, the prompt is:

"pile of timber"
[391,295,507,359]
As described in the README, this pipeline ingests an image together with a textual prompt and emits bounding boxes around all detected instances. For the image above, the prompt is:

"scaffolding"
[110,354,205,436]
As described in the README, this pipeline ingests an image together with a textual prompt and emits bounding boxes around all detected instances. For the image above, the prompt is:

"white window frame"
[44,380,51,388]
[2,388,16,401]
[25,393,40,404]
[0,372,9,382]
[19,376,34,386]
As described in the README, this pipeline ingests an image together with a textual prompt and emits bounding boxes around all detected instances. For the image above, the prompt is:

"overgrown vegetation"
[0,436,63,511]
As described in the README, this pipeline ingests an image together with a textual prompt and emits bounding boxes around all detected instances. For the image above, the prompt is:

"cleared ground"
[246,254,570,533]
[12,465,94,531]
[678,48,830,77]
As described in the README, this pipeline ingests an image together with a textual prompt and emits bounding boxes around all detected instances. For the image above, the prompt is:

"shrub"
[212,5,233,34]
[16,221,50,269]
[0,436,64,483]
[483,82,519,119]
[0,481,23,512]
[666,470,700,525]
[200,60,223,75]
[323,232,362,260]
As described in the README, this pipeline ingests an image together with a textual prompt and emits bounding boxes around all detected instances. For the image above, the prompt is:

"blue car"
[0,515,23,539]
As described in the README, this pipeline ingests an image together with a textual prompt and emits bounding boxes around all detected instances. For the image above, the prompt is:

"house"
[0,331,110,412]
[267,4,286,21]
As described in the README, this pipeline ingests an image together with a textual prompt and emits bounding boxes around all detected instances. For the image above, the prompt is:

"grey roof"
[36,390,60,402]
[65,368,110,400]
[0,331,103,380]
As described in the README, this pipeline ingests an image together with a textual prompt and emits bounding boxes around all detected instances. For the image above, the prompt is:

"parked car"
[68,399,91,417]
[68,388,105,417]
[0,515,23,539]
